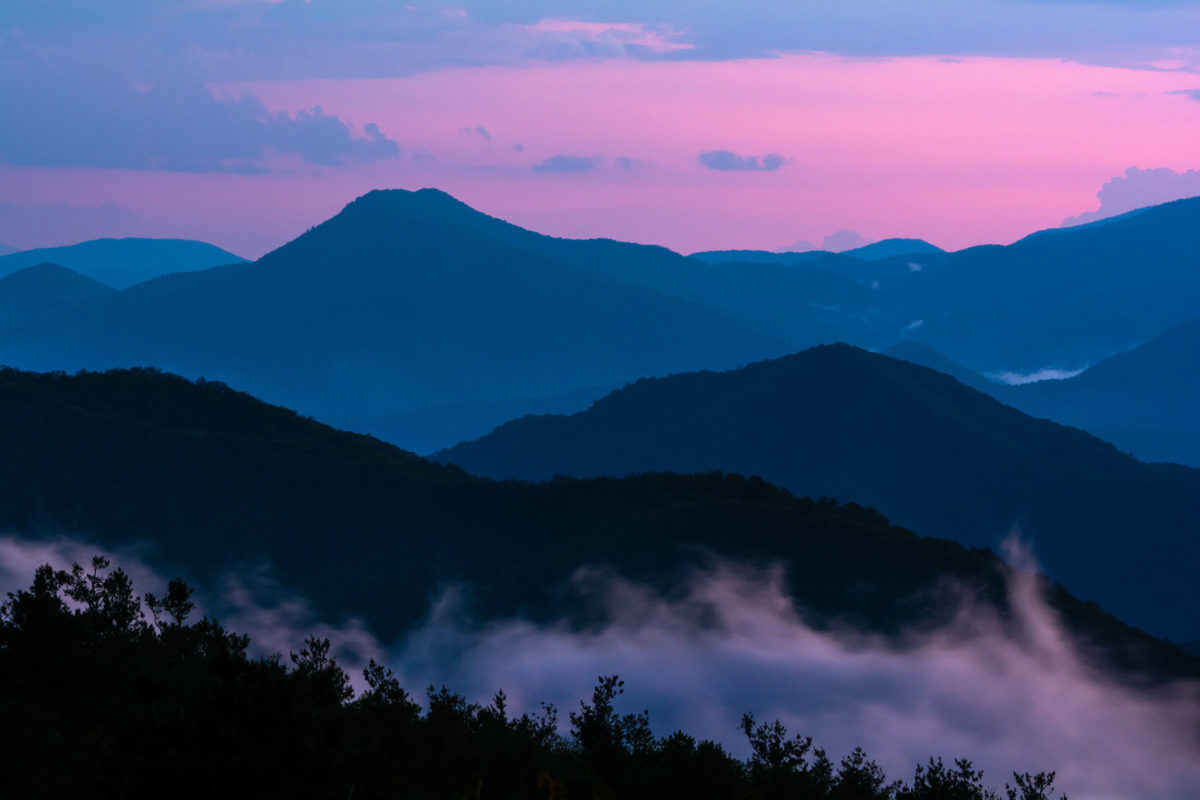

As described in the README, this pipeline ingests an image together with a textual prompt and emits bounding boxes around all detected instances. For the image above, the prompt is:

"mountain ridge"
[437,343,1200,642]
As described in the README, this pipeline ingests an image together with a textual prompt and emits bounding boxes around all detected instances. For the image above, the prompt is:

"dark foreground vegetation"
[0,557,1066,800]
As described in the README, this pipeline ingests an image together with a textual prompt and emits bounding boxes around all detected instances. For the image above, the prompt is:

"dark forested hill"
[0,365,1192,681]
[0,263,115,326]
[0,237,245,288]
[437,344,1200,642]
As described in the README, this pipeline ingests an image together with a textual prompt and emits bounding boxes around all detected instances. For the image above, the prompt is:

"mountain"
[689,240,946,266]
[0,263,115,326]
[1,364,1194,682]
[437,344,1200,642]
[1005,315,1200,467]
[0,238,246,289]
[840,238,945,260]
[0,189,878,450]
[0,241,15,256]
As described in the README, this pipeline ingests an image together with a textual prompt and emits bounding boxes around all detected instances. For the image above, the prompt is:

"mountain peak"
[341,187,484,221]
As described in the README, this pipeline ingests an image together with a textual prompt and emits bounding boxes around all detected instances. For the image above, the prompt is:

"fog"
[3,534,1198,799]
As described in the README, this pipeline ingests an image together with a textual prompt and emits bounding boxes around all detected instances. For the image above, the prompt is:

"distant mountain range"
[1,189,1198,455]
[696,197,1200,373]
[0,241,16,256]
[690,237,944,264]
[438,344,1200,642]
[0,190,866,447]
[1,364,1193,683]
[0,237,245,289]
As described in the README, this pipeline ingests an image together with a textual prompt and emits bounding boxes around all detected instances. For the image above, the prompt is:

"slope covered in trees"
[437,345,1200,642]
[0,365,1192,681]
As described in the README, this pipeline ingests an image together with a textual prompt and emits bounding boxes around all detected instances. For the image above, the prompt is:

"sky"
[2,1,1200,257]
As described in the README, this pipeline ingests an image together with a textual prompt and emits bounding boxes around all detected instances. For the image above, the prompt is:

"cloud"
[5,1,1200,84]
[986,367,1087,385]
[0,68,401,173]
[697,150,788,172]
[520,18,695,58]
[614,156,640,171]
[0,201,141,250]
[460,125,492,141]
[383,551,1200,800]
[822,230,869,251]
[5,532,1199,800]
[1168,88,1200,100]
[1062,166,1200,226]
[532,154,603,173]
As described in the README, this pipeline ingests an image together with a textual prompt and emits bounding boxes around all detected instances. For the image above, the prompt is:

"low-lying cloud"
[697,150,788,172]
[3,534,1198,799]
[987,367,1087,385]
[1063,166,1200,226]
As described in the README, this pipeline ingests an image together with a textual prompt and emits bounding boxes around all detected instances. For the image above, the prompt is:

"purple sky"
[2,1,1200,256]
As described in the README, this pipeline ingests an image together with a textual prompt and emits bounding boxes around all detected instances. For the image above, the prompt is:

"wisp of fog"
[2,534,1197,800]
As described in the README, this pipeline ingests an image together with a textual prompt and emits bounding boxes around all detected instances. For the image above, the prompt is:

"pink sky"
[3,53,1199,257]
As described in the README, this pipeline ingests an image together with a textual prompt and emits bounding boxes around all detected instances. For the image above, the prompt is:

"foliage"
[0,557,1067,799]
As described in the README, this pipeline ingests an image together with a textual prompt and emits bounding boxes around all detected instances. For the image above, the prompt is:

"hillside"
[1006,315,1200,467]
[0,263,115,326]
[437,344,1200,642]
[0,364,1192,681]
[0,237,246,289]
